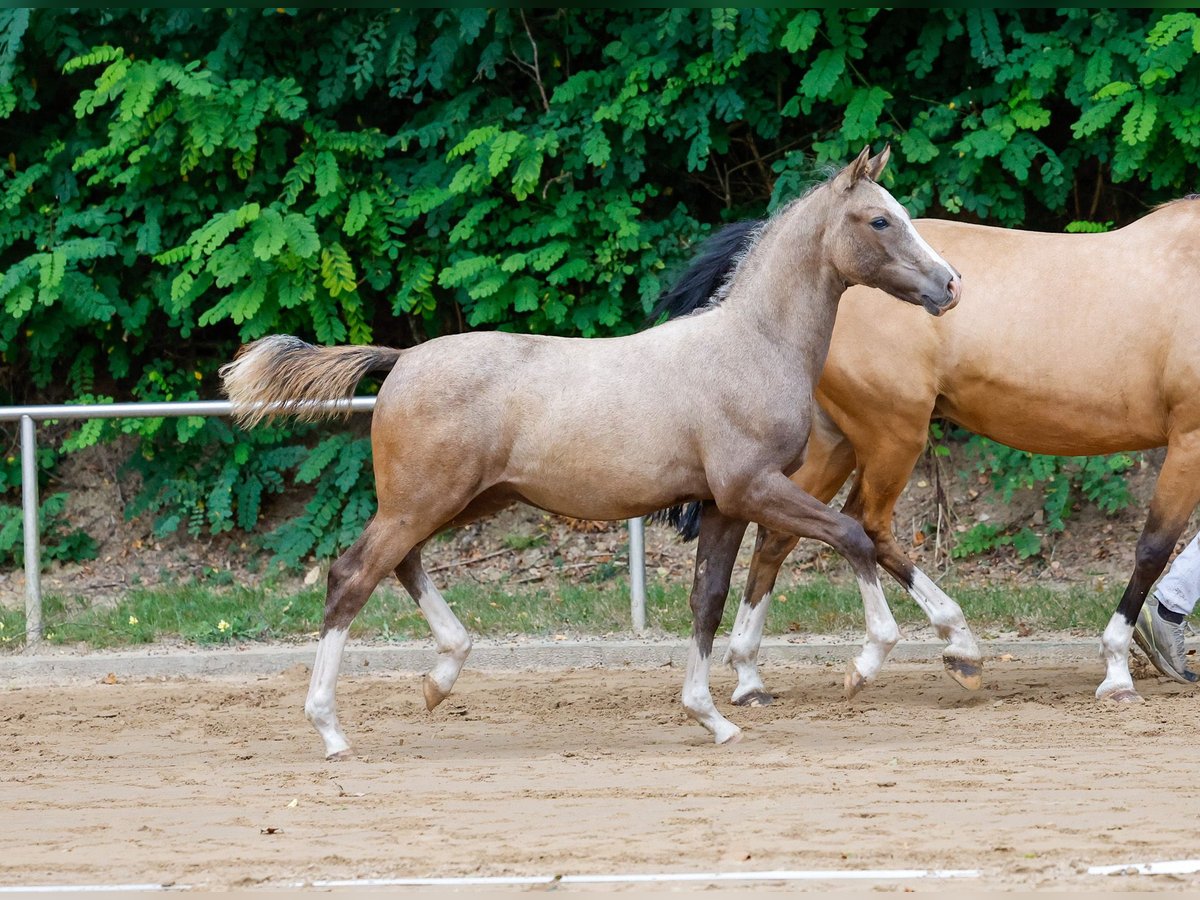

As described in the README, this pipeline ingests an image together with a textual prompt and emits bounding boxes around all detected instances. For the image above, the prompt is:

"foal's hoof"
[715,725,744,745]
[326,747,354,761]
[732,690,775,708]
[1098,686,1144,704]
[944,654,984,692]
[423,675,448,711]
[844,662,868,700]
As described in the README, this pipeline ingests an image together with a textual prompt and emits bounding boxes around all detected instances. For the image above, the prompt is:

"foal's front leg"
[720,471,900,698]
[681,503,749,744]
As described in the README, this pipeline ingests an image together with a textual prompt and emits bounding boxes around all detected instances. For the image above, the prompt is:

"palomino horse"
[658,199,1200,707]
[221,147,961,757]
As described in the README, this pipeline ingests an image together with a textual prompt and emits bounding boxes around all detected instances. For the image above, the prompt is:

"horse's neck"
[723,205,844,381]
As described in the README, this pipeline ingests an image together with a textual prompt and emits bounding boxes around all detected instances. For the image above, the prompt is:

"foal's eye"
[870,217,889,231]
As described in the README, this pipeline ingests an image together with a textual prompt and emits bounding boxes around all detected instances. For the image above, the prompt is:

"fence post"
[628,516,646,633]
[20,414,42,647]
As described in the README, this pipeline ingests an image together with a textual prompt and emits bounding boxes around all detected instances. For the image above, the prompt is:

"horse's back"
[821,207,1200,455]
[369,324,723,519]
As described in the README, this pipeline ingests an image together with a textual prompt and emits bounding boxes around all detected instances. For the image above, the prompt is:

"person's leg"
[1153,530,1200,617]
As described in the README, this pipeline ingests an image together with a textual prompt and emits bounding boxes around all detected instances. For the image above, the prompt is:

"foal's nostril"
[947,276,962,302]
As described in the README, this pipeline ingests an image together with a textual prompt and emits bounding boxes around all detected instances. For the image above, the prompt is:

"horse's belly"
[508,466,704,522]
[936,387,1166,456]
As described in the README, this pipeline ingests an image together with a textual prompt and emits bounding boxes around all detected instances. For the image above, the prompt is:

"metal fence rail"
[1,399,648,646]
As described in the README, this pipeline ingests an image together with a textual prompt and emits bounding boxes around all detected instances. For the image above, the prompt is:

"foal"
[221,146,961,757]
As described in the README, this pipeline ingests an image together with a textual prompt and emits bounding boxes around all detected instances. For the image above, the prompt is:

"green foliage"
[951,435,1137,560]
[3,9,1197,566]
[261,433,376,568]
[0,492,98,569]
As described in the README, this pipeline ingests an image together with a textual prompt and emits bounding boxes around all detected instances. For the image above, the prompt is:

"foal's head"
[825,146,961,316]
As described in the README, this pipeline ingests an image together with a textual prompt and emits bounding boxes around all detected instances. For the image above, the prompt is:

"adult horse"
[658,199,1200,708]
[221,147,961,757]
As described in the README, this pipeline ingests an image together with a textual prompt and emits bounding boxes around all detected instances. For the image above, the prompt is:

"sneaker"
[1133,600,1199,684]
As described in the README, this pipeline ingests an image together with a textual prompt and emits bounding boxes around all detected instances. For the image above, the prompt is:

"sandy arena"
[3,654,1200,892]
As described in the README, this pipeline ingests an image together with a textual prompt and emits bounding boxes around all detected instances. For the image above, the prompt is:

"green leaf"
[314,150,339,197]
[488,131,524,177]
[842,86,890,142]
[1147,11,1198,48]
[320,243,357,297]
[282,213,321,258]
[447,124,501,160]
[343,190,374,237]
[900,127,939,164]
[1009,528,1042,560]
[1121,93,1157,146]
[582,125,611,167]
[251,207,286,261]
[800,47,845,99]
[781,10,820,53]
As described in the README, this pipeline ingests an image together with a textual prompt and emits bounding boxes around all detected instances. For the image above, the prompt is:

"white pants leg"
[1154,530,1200,617]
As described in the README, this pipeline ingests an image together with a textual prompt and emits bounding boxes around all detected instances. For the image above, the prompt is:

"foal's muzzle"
[920,273,961,317]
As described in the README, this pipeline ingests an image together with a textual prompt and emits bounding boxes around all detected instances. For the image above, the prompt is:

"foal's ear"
[833,145,873,193]
[866,144,891,182]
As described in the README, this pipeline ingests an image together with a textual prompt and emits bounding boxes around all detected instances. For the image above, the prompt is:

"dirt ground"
[3,659,1200,892]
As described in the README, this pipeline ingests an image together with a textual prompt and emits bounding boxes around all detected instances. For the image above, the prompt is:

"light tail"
[219,334,402,428]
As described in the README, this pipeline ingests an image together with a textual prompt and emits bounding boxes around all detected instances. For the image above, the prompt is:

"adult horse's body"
[220,148,961,757]
[660,200,1200,707]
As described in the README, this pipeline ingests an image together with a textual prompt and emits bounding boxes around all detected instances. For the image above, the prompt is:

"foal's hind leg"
[306,515,420,759]
[681,503,749,744]
[395,547,472,711]
[1097,435,1200,702]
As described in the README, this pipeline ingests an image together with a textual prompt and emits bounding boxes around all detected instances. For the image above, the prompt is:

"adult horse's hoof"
[732,690,775,708]
[943,654,983,691]
[844,661,868,700]
[423,675,448,711]
[326,747,354,761]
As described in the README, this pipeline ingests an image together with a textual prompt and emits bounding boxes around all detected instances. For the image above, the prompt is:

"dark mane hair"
[646,219,765,326]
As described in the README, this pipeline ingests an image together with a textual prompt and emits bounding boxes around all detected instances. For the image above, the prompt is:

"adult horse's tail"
[220,334,401,428]
[649,218,763,541]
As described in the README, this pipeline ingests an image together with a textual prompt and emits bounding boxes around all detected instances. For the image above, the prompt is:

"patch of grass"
[0,571,1126,651]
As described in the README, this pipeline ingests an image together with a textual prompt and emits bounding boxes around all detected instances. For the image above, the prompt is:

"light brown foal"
[221,147,961,758]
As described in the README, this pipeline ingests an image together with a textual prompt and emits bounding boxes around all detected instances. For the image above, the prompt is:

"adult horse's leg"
[841,446,983,691]
[395,546,472,711]
[306,513,422,759]
[719,471,900,699]
[727,528,801,706]
[681,503,749,743]
[1097,436,1200,702]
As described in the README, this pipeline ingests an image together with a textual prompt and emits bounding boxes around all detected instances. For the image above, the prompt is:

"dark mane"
[646,219,765,326]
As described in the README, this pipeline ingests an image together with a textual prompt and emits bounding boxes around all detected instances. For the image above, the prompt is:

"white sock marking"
[305,626,351,757]
[409,568,471,697]
[908,567,981,662]
[1096,612,1138,700]
[727,595,772,702]
[682,638,741,744]
[852,575,901,684]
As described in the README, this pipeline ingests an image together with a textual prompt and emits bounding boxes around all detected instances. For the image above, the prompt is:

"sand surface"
[3,658,1200,892]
